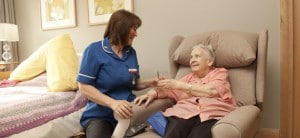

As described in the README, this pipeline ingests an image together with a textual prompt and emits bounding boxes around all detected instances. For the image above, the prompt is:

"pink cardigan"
[161,68,237,122]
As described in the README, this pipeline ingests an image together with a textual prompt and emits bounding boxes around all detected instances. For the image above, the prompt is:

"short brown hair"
[104,9,142,46]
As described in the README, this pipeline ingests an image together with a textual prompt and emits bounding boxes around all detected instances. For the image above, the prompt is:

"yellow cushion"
[10,44,46,81]
[10,34,79,92]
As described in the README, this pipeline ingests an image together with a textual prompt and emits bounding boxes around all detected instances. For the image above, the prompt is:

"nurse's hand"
[111,100,133,119]
[147,77,165,87]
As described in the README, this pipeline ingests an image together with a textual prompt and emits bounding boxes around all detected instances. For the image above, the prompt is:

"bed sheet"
[9,107,86,138]
[0,73,87,137]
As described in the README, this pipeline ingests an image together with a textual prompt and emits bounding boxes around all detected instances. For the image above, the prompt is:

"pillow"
[10,34,79,92]
[10,43,46,81]
[171,30,258,68]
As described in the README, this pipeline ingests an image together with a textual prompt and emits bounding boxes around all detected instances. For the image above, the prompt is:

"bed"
[0,73,87,138]
[0,34,88,138]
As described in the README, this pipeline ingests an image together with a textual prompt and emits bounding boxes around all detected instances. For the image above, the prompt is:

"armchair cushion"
[172,30,258,68]
[212,105,260,138]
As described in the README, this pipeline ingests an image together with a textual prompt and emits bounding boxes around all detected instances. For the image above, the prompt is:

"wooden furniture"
[0,71,12,80]
[280,0,300,137]
[0,62,18,80]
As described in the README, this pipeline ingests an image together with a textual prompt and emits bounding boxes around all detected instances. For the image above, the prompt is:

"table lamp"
[0,23,19,63]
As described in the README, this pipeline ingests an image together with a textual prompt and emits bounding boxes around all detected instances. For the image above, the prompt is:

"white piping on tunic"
[102,40,113,54]
[78,73,96,79]
[102,40,131,53]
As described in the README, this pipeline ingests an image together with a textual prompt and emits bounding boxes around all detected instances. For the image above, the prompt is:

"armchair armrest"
[112,98,174,138]
[211,105,261,138]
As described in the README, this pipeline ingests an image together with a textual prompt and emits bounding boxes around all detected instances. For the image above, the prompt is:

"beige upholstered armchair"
[112,30,268,138]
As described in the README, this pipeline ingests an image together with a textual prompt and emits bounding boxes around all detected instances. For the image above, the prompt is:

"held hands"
[147,72,168,87]
[157,79,179,89]
[147,77,165,87]
[110,100,133,119]
[147,78,159,87]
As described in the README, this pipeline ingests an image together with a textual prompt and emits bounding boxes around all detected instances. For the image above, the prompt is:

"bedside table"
[0,71,12,80]
[0,61,18,80]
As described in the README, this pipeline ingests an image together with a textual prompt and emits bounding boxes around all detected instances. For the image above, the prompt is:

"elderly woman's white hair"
[192,44,215,65]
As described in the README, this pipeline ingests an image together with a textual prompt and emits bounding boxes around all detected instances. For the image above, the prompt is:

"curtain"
[0,0,19,70]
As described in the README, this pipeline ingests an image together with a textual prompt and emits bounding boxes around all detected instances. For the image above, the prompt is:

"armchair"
[113,30,268,138]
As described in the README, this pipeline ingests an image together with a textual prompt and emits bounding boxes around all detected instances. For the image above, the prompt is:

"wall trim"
[280,0,294,137]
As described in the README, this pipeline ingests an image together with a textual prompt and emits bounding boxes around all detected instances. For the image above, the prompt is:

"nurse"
[77,9,157,138]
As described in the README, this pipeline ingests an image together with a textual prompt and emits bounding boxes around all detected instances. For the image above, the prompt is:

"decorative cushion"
[171,30,258,68]
[10,34,79,92]
[10,44,47,81]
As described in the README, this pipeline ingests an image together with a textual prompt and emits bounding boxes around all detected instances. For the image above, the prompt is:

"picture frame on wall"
[88,0,133,25]
[40,0,76,30]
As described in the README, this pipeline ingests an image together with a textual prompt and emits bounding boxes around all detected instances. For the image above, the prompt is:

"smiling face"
[189,46,214,77]
[104,9,141,47]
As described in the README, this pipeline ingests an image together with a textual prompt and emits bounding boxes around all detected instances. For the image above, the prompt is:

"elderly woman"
[134,44,237,138]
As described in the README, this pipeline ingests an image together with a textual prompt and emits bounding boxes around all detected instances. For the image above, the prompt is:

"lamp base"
[2,42,12,62]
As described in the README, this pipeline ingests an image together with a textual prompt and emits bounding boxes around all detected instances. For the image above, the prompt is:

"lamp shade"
[0,23,19,42]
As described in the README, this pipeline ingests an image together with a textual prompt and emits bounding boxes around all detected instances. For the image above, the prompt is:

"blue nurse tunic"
[77,37,140,127]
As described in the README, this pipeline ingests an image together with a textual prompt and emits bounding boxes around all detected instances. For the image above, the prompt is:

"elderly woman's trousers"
[164,116,218,138]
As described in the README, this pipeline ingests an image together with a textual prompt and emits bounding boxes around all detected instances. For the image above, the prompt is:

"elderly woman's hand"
[133,90,157,107]
[157,79,180,89]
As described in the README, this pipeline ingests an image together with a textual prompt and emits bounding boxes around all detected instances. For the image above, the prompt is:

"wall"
[14,0,280,128]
